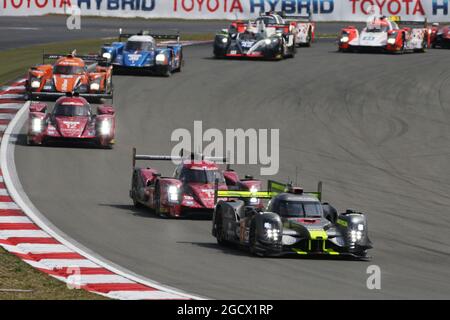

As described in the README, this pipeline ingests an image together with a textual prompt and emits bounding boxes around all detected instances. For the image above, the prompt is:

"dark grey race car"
[212,180,373,260]
[213,20,296,60]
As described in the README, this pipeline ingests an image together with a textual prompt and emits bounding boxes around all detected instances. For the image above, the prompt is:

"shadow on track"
[99,203,213,221]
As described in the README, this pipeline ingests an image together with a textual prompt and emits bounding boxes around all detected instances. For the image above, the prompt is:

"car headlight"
[90,83,100,91]
[168,185,179,202]
[31,80,41,89]
[249,186,258,204]
[221,37,228,44]
[341,36,349,43]
[99,120,111,135]
[31,118,43,133]
[264,39,271,45]
[350,229,363,242]
[387,38,396,45]
[156,54,167,65]
[264,222,280,241]
[102,52,112,61]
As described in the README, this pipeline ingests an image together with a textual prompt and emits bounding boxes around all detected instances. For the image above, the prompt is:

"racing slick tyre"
[26,136,38,146]
[214,212,228,246]
[415,40,427,53]
[161,69,171,77]
[249,222,265,257]
[132,191,143,209]
[304,29,313,47]
[174,52,183,73]
[354,250,370,261]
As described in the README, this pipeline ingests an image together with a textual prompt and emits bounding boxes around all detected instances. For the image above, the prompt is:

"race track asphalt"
[14,42,450,299]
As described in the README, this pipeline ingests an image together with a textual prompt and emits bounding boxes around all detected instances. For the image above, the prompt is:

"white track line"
[0,230,51,239]
[0,202,20,210]
[67,274,135,285]
[0,216,31,223]
[24,258,101,270]
[1,243,73,254]
[108,291,187,300]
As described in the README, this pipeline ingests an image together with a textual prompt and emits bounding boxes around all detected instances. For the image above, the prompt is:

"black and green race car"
[212,180,373,260]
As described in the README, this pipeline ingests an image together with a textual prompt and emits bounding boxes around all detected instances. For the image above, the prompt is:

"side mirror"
[29,103,47,113]
[97,105,115,115]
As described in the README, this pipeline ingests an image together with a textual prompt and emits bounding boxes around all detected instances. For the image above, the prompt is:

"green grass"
[0,33,214,86]
[0,247,107,300]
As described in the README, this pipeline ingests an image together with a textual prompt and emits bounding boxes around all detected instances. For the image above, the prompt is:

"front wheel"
[249,222,265,257]
[132,191,143,208]
[27,136,36,146]
[174,52,183,72]
[215,212,228,246]
[162,69,171,77]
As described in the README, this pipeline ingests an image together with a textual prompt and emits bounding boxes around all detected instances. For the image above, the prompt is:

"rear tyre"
[174,52,183,72]
[132,191,143,208]
[305,29,312,47]
[215,212,227,246]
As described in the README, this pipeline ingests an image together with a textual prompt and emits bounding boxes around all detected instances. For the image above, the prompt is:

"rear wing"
[267,180,322,201]
[283,14,312,22]
[273,10,312,21]
[132,148,227,168]
[43,53,107,64]
[119,29,180,42]
[214,179,323,204]
[389,16,428,28]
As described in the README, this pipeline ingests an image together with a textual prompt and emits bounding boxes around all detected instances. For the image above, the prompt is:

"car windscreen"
[53,65,84,75]
[125,41,153,52]
[53,104,90,117]
[239,32,259,41]
[277,201,323,218]
[181,169,225,184]
[366,23,389,33]
[257,17,277,25]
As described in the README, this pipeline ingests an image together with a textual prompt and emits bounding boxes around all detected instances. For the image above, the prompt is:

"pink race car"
[130,148,262,218]
[27,93,116,148]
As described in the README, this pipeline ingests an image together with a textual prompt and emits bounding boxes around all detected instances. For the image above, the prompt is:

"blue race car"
[101,30,183,77]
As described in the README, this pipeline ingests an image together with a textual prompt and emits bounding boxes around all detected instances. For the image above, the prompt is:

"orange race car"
[26,51,113,101]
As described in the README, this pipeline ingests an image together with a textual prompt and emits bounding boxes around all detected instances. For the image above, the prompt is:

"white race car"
[254,11,315,47]
[338,16,430,53]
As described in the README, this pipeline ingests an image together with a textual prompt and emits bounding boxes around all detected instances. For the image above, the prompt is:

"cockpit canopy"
[125,35,156,52]
[53,65,85,75]
[178,164,225,184]
[268,194,323,218]
[366,18,396,33]
[53,100,91,117]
